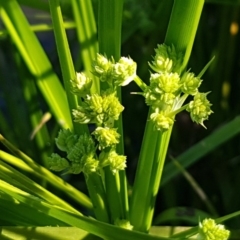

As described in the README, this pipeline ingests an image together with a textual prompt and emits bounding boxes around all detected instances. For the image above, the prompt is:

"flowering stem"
[129,112,158,230]
[48,0,87,134]
[165,0,204,71]
[70,0,99,94]
[98,0,129,222]
[168,104,188,117]
[85,173,110,223]
[133,75,148,92]
[130,0,204,232]
[141,127,173,231]
[49,0,110,223]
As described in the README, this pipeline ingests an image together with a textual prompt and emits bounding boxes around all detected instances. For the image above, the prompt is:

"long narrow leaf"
[0,0,72,129]
[0,181,185,240]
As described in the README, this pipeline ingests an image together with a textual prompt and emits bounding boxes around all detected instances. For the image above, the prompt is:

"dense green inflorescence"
[48,55,136,176]
[48,43,213,175]
[46,43,225,235]
[197,218,230,240]
[143,43,213,131]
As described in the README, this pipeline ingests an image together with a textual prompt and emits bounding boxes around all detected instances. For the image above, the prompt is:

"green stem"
[130,0,204,232]
[142,127,173,231]
[71,0,99,94]
[49,0,109,222]
[48,0,85,134]
[165,0,204,71]
[129,111,158,230]
[85,173,110,223]
[98,0,129,222]
[134,75,148,92]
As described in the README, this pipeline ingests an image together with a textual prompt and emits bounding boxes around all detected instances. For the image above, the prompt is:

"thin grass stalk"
[48,0,84,134]
[0,180,181,240]
[130,0,204,232]
[98,0,129,222]
[129,114,158,230]
[71,0,99,93]
[0,160,82,216]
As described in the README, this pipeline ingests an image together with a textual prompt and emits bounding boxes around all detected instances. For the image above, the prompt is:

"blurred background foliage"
[0,0,240,229]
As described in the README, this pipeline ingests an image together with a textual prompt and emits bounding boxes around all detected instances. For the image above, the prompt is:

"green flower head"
[150,110,174,132]
[150,72,180,94]
[82,156,99,175]
[197,219,230,240]
[187,92,213,128]
[113,56,137,86]
[73,92,124,126]
[70,72,92,97]
[92,127,120,150]
[144,72,180,107]
[149,44,182,73]
[72,94,103,124]
[102,92,124,127]
[180,71,202,96]
[99,149,126,174]
[92,53,113,83]
[108,150,127,174]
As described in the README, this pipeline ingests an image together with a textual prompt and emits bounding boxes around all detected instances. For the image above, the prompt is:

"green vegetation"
[0,0,240,239]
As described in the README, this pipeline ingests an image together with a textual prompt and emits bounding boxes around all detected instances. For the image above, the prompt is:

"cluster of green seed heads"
[48,43,213,174]
[46,43,229,239]
[197,218,230,240]
[143,43,213,131]
[48,55,136,175]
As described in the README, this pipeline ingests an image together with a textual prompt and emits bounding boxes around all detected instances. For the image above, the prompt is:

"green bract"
[55,129,78,152]
[67,133,95,162]
[47,153,69,172]
[49,131,99,175]
[197,219,230,240]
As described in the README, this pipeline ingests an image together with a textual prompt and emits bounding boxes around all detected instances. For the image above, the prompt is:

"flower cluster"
[48,130,98,175]
[92,53,136,88]
[142,43,213,131]
[149,44,183,74]
[48,54,136,175]
[197,219,230,240]
[72,91,124,127]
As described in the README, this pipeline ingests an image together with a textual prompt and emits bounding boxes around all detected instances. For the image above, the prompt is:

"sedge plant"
[0,0,240,239]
